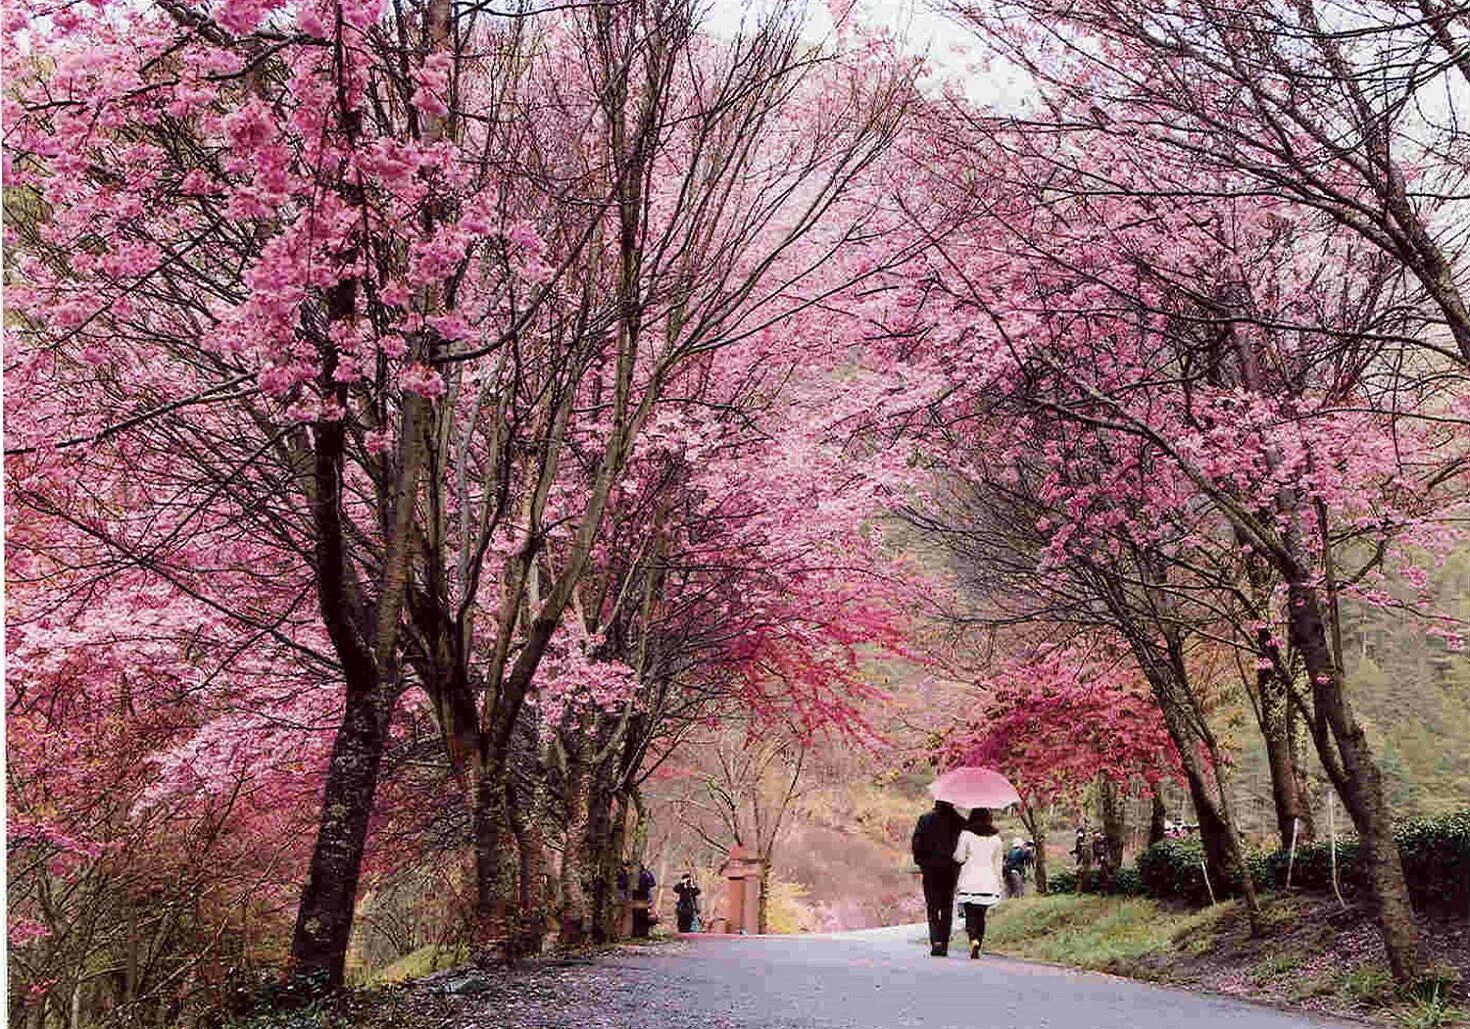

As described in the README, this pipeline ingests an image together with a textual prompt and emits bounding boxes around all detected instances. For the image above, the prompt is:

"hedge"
[1056,810,1469,915]
[1261,809,1469,915]
[1043,865,1145,898]
[1397,809,1470,913]
[1137,838,1221,906]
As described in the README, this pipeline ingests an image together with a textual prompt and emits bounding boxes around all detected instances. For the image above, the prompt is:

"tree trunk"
[557,738,592,948]
[1131,629,1261,922]
[1148,792,1167,847]
[508,767,551,956]
[605,789,633,937]
[1288,582,1421,983]
[1020,803,1049,893]
[290,685,387,990]
[1102,555,1258,918]
[1255,655,1309,851]
[1149,679,1243,893]
[471,759,516,966]
[757,858,772,934]
[1289,706,1317,843]
[1261,708,1307,852]
[584,773,620,943]
[505,703,551,956]
[1098,777,1126,867]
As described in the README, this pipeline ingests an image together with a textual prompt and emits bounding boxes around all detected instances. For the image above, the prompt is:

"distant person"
[912,799,965,956]
[674,872,701,933]
[1072,826,1093,889]
[631,864,657,938]
[954,808,1005,959]
[1004,837,1029,898]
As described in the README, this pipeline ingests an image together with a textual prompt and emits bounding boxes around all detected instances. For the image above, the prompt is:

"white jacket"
[953,830,1005,901]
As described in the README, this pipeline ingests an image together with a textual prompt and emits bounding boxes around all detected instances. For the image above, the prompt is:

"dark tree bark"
[1258,662,1310,851]
[1148,792,1167,847]
[507,719,553,957]
[289,686,387,988]
[558,731,593,947]
[1138,645,1260,919]
[1097,777,1126,868]
[1019,803,1049,893]
[1287,581,1421,983]
[471,762,515,965]
[584,770,620,944]
[289,307,420,988]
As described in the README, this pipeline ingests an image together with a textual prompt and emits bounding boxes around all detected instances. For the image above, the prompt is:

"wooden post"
[1200,857,1217,906]
[1328,793,1347,910]
[1286,817,1300,889]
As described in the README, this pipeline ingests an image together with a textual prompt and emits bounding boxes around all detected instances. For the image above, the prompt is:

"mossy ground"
[967,893,1467,1028]
[359,944,469,985]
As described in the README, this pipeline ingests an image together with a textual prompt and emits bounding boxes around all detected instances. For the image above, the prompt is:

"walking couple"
[912,801,1004,958]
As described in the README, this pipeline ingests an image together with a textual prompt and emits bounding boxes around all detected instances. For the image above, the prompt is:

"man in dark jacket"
[632,864,658,938]
[912,800,964,956]
[673,873,701,933]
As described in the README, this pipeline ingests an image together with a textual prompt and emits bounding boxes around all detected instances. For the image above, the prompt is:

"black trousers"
[920,865,959,949]
[962,901,989,946]
[676,906,695,932]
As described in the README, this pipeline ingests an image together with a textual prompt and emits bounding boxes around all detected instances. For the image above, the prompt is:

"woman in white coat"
[953,807,1005,958]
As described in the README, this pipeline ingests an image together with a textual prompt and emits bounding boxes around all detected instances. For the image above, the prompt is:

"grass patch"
[1395,970,1469,1029]
[1252,953,1304,984]
[1287,974,1338,1002]
[971,893,1230,972]
[1394,988,1465,1029]
[1338,963,1396,1008]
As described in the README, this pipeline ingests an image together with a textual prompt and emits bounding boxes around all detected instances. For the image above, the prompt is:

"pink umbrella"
[928,766,1021,810]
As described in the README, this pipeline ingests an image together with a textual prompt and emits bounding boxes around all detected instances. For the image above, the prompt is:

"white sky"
[703,0,1035,108]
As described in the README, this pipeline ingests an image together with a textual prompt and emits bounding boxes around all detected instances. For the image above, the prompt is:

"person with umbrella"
[954,808,1006,958]
[911,799,964,956]
[917,767,1021,958]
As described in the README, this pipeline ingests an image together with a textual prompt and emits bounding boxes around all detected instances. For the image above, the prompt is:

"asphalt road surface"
[542,925,1355,1029]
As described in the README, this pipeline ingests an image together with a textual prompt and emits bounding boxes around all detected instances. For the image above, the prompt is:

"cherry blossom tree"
[952,0,1470,364]
[5,0,918,986]
[891,84,1469,975]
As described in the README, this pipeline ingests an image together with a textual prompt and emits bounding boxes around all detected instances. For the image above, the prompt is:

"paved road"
[540,925,1354,1029]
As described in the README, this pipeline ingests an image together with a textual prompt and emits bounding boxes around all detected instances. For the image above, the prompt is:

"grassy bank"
[971,894,1467,1029]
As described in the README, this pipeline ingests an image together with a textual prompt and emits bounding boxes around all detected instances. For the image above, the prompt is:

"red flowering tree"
[943,646,1184,890]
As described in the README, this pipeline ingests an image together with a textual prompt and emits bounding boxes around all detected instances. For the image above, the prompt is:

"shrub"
[1135,838,1276,905]
[1137,838,1216,905]
[1262,809,1468,915]
[1041,809,1468,913]
[1264,838,1363,897]
[1046,870,1079,895]
[1104,867,1147,897]
[1396,810,1470,915]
